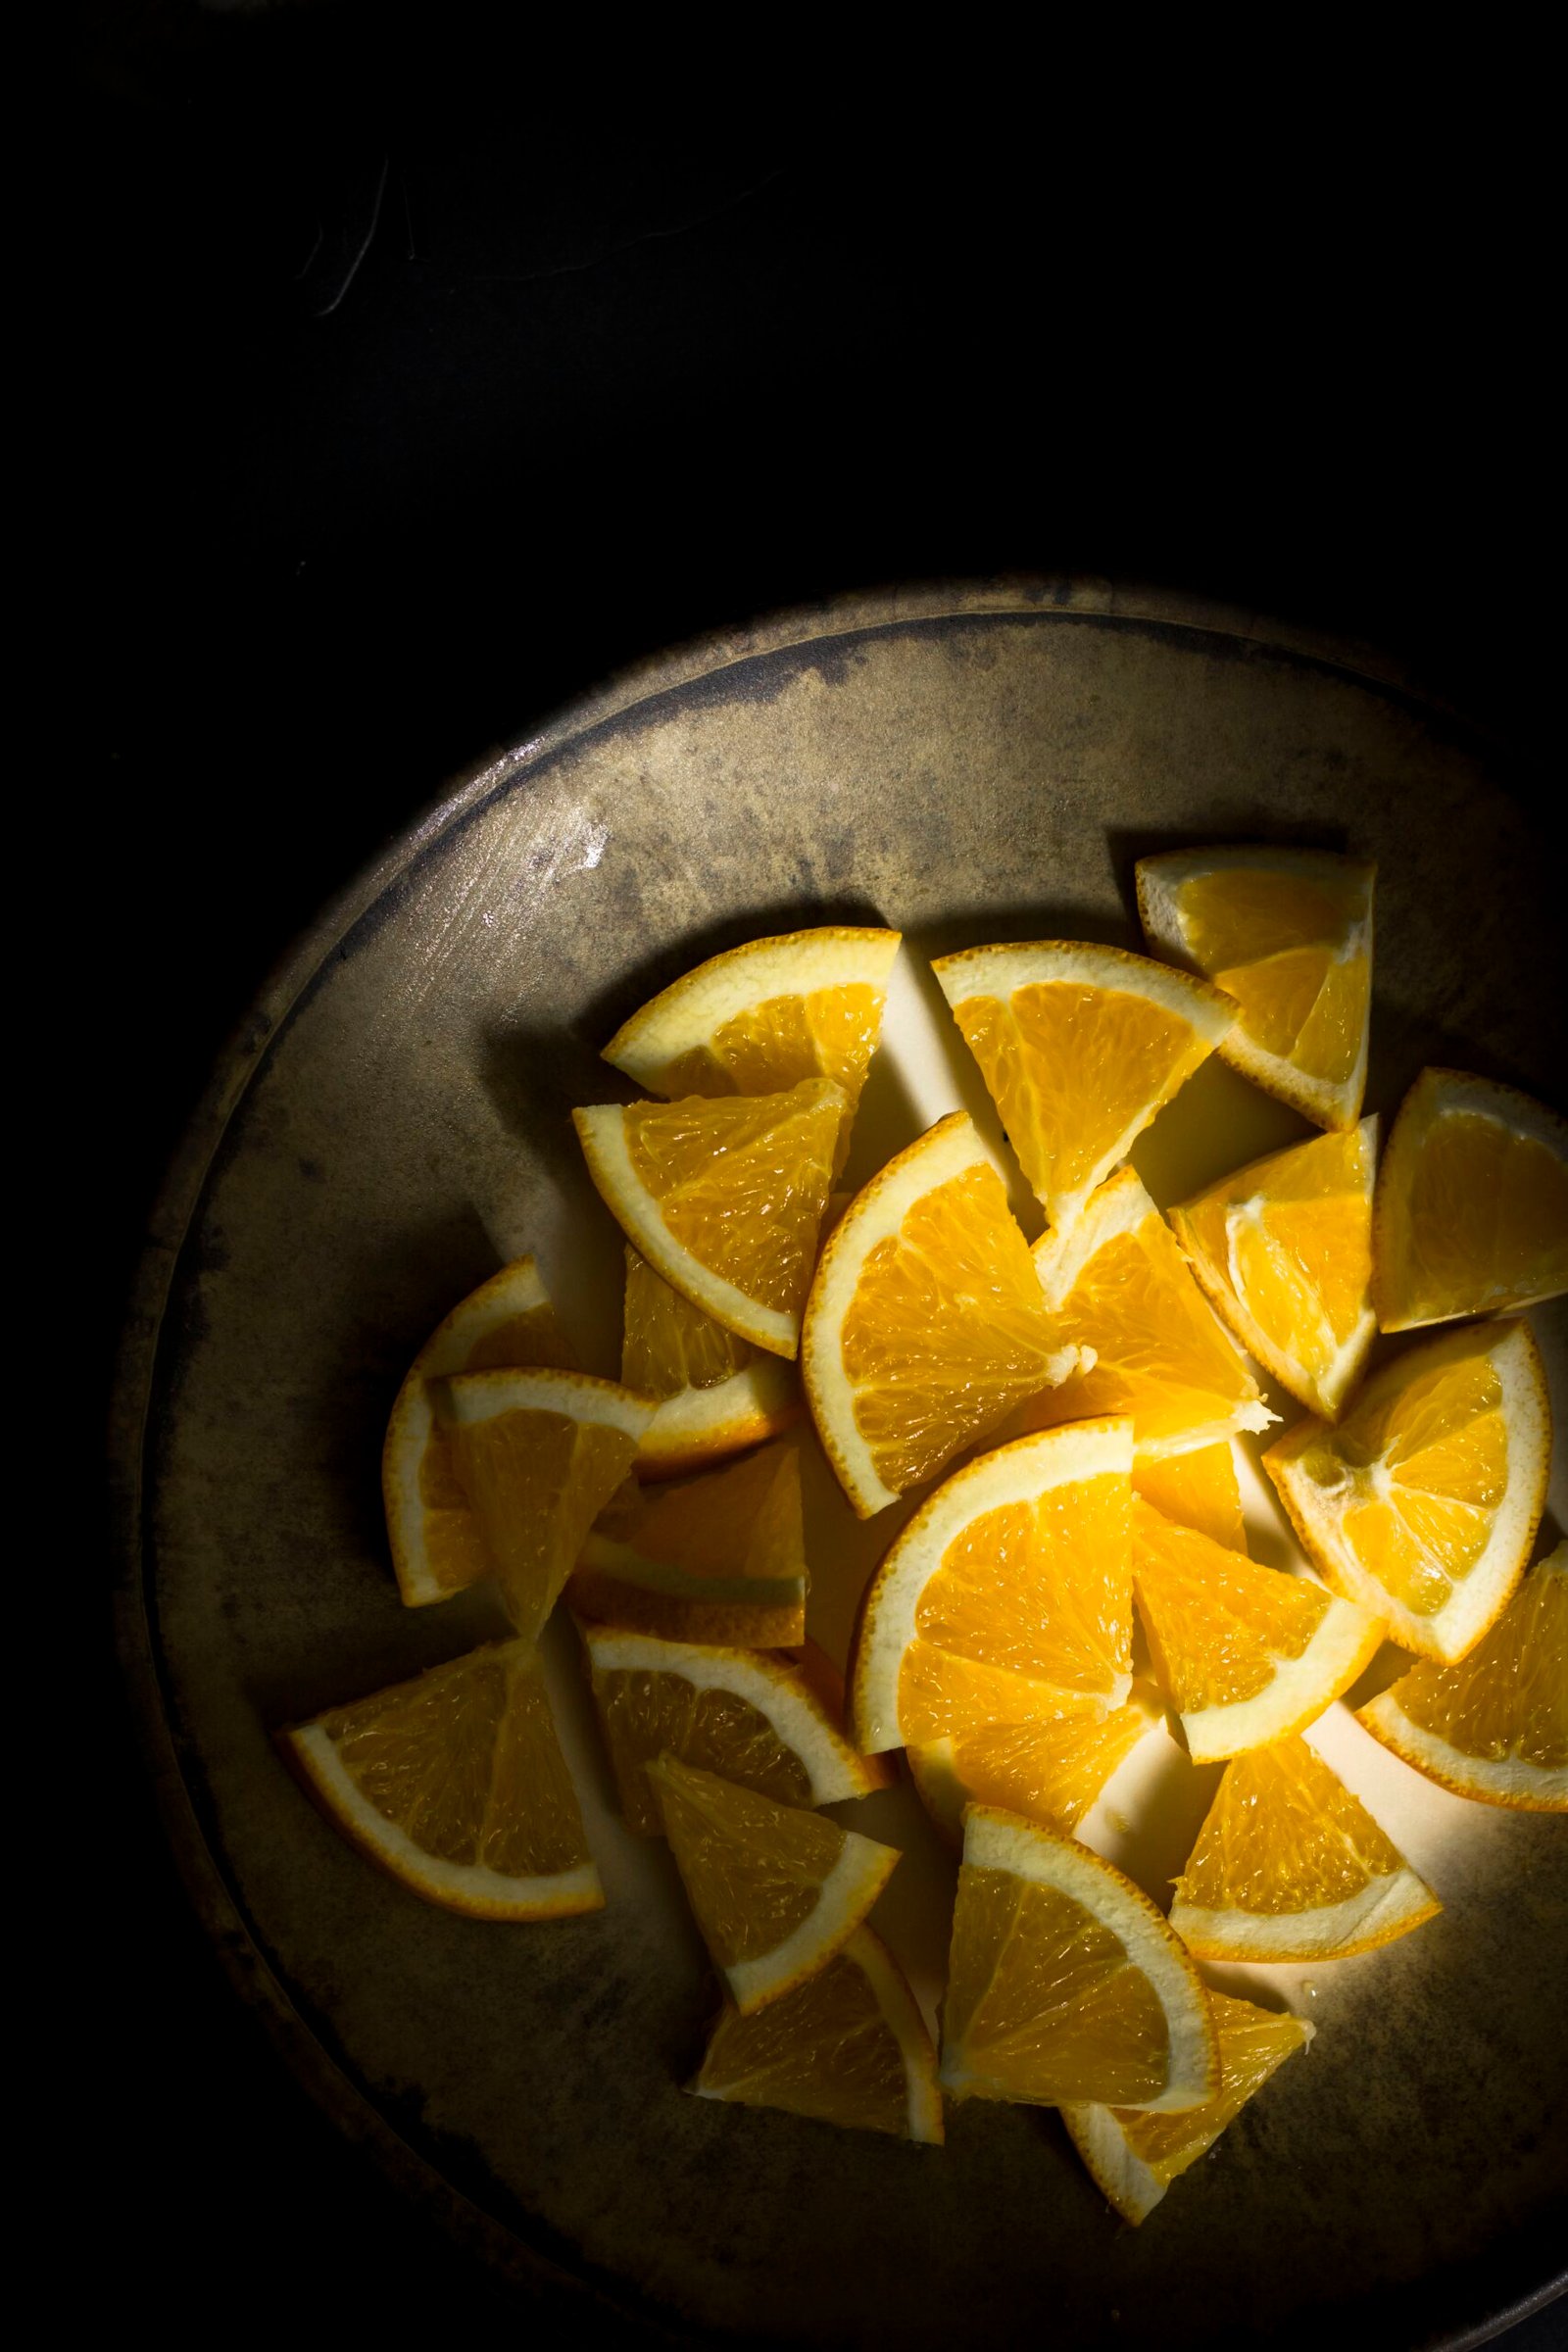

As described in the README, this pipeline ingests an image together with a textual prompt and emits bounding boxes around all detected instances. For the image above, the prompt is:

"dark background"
[86,7,1561,2341]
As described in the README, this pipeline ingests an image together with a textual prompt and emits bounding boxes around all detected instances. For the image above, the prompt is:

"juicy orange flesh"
[841,1163,1068,1494]
[1132,1445,1246,1550]
[1317,1353,1507,1616]
[913,1702,1152,1837]
[567,1571,805,1648]
[697,1948,912,2135]
[1178,872,1359,970]
[1132,1498,1331,1711]
[1177,867,1367,1090]
[1214,953,1367,1087]
[1177,1125,1372,1382]
[944,1867,1170,2105]
[1391,1111,1568,1322]
[622,1248,750,1394]
[592,1666,812,1835]
[911,1473,1131,1694]
[652,1756,847,1965]
[622,1082,839,1316]
[1106,1992,1308,2184]
[954,984,1213,1212]
[318,1645,588,1876]
[448,1410,639,1639]
[1176,1737,1405,1914]
[411,1301,576,1596]
[1389,1563,1568,1768]
[658,981,885,1165]
[609,1445,803,1580]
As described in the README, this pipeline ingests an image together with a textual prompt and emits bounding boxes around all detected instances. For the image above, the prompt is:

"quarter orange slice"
[569,1442,808,1646]
[1136,846,1374,1130]
[1169,1117,1378,1418]
[574,1080,841,1358]
[1264,1318,1551,1661]
[932,941,1235,1231]
[621,1246,801,1477]
[1169,1734,1441,1960]
[1372,1067,1568,1332]
[1131,1442,1247,1551]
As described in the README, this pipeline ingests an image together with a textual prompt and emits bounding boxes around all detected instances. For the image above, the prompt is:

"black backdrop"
[84,10,1560,2340]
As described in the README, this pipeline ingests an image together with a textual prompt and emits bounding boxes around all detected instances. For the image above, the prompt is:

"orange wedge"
[441,1369,654,1642]
[1023,1169,1275,1457]
[1359,1543,1567,1810]
[569,1442,808,1646]
[941,1806,1217,2112]
[382,1255,577,1608]
[1372,1067,1568,1331]
[621,1246,801,1478]
[1136,846,1374,1130]
[603,926,901,1174]
[281,1639,602,1919]
[1132,1498,1383,1761]
[649,1753,899,2012]
[1062,1991,1313,2224]
[1169,1734,1441,1960]
[932,941,1235,1231]
[1264,1319,1550,1661]
[1169,1118,1379,1418]
[803,1112,1082,1518]
[579,1624,891,1835]
[574,1081,840,1358]
[1132,1442,1247,1551]
[693,1925,944,2142]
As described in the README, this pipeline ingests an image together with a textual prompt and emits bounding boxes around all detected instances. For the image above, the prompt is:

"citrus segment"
[1131,1442,1247,1551]
[906,1692,1159,1848]
[570,1442,808,1645]
[621,1246,802,1476]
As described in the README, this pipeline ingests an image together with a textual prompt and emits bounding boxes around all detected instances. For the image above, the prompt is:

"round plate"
[114,581,1566,2349]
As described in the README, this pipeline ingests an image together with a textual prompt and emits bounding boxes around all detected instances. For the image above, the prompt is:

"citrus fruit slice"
[649,1752,899,2013]
[1372,1067,1568,1332]
[693,1925,944,2142]
[932,941,1236,1231]
[621,1246,801,1478]
[603,926,902,1175]
[1131,1497,1384,1761]
[941,1805,1217,2112]
[1168,1733,1441,1959]
[574,1079,841,1358]
[441,1369,654,1641]
[1169,1118,1379,1418]
[382,1255,577,1608]
[280,1639,602,1919]
[802,1111,1083,1518]
[1136,846,1374,1129]
[1131,1442,1247,1551]
[1062,1990,1314,2225]
[906,1691,1161,1849]
[570,1441,808,1646]
[1358,1543,1568,1810]
[1263,1318,1550,1661]
[580,1625,891,1835]
[1023,1169,1275,1456]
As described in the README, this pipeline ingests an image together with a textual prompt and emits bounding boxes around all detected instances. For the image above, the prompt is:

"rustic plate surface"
[115,582,1566,2348]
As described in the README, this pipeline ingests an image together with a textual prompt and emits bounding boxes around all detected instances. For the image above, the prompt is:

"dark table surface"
[83,9,1561,2342]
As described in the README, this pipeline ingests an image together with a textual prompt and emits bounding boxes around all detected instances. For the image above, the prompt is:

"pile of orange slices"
[280,872,1565,2224]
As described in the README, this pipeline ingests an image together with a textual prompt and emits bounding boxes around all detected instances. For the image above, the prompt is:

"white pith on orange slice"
[1372,1066,1568,1332]
[931,940,1236,1232]
[621,1246,801,1478]
[1131,1441,1248,1552]
[569,1441,808,1647]
[1169,1117,1379,1419]
[574,1079,841,1358]
[1264,1318,1551,1662]
[281,1639,602,1920]
[1136,846,1374,1130]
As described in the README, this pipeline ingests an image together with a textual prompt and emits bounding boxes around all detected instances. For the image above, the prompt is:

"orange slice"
[1264,1318,1550,1661]
[621,1247,801,1478]
[1359,1543,1567,1810]
[1136,847,1374,1129]
[693,1925,944,2142]
[602,927,901,1175]
[649,1753,899,2013]
[1132,1498,1383,1761]
[1023,1169,1275,1456]
[382,1255,577,1608]
[579,1624,891,1835]
[574,1080,840,1358]
[1131,1442,1247,1551]
[932,941,1235,1231]
[441,1369,654,1642]
[803,1112,1082,1518]
[1169,1117,1378,1418]
[1063,1991,1313,2225]
[569,1442,808,1646]
[280,1639,601,1919]
[941,1806,1217,2113]
[1372,1067,1568,1331]
[1169,1734,1441,1960]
